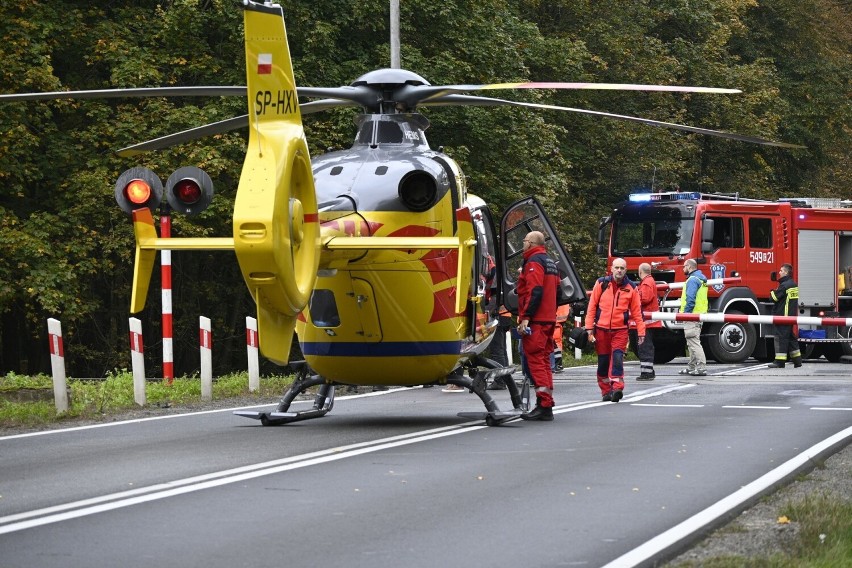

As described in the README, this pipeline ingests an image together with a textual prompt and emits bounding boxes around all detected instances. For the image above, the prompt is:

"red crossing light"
[115,167,163,214]
[173,179,202,205]
[165,167,214,215]
[125,180,153,205]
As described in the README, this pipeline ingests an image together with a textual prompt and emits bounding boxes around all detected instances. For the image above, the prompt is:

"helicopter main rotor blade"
[405,82,741,107]
[424,94,804,149]
[0,86,247,101]
[300,98,359,114]
[116,99,355,157]
[0,85,368,103]
[117,115,249,157]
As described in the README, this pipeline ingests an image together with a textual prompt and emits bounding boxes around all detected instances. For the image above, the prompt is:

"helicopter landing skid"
[234,374,335,426]
[447,365,523,426]
[233,407,330,426]
[457,409,522,427]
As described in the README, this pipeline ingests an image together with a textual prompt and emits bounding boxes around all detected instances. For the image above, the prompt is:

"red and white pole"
[574,315,582,359]
[129,317,146,406]
[246,316,260,392]
[645,311,852,327]
[47,318,68,413]
[160,211,174,384]
[200,316,212,401]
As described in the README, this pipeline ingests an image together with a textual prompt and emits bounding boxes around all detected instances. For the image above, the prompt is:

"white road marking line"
[0,384,693,533]
[601,425,852,568]
[810,407,852,411]
[722,405,791,410]
[0,419,484,535]
[630,403,705,408]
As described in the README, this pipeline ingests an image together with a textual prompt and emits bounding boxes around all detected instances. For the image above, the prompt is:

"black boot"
[769,360,786,368]
[521,405,554,421]
[792,356,803,368]
[487,376,507,390]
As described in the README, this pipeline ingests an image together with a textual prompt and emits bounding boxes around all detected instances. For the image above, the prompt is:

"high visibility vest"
[679,274,708,314]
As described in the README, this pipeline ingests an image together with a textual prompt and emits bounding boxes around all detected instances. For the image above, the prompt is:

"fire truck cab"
[599,191,852,364]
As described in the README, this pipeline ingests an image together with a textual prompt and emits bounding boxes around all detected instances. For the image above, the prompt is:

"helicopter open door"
[500,197,587,314]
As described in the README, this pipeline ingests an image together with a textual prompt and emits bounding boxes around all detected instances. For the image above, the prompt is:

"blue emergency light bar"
[628,191,701,202]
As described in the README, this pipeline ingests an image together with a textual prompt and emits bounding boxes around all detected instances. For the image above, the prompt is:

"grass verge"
[0,370,294,428]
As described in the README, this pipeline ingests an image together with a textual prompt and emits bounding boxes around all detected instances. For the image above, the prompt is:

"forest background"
[0,0,848,378]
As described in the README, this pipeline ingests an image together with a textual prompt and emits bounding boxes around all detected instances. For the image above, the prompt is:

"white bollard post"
[129,317,146,406]
[574,316,582,359]
[47,318,69,413]
[246,317,260,392]
[200,316,213,401]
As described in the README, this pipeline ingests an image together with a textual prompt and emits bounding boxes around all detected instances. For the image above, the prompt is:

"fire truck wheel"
[840,326,852,358]
[704,309,757,364]
[823,344,843,363]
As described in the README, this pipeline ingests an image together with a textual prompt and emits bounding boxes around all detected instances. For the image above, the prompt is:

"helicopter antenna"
[390,0,400,68]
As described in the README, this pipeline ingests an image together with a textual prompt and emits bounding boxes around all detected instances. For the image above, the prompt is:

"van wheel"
[705,310,757,363]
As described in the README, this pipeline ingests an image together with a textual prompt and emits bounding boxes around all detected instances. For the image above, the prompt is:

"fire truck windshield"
[611,204,695,257]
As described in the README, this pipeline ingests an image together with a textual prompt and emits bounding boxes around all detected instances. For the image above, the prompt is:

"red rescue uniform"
[517,245,560,407]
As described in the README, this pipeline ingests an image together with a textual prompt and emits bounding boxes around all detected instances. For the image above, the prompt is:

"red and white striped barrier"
[655,277,742,291]
[200,316,212,401]
[246,317,259,392]
[47,318,68,413]
[129,317,146,406]
[645,311,852,328]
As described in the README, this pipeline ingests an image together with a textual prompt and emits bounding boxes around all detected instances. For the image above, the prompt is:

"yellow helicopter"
[0,1,801,426]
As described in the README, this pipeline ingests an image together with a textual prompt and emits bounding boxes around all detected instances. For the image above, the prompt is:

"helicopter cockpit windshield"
[611,205,695,257]
[354,114,429,147]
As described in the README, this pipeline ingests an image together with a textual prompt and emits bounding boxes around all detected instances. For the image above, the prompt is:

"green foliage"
[0,0,848,375]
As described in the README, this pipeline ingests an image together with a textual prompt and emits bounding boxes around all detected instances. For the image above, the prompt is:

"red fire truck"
[598,191,852,364]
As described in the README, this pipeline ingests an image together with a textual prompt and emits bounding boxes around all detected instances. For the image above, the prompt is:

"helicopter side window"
[473,210,498,306]
[377,121,404,143]
[308,289,340,328]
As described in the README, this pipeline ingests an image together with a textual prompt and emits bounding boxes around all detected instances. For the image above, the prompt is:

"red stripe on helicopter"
[421,248,459,284]
[304,213,318,223]
[429,286,460,323]
[257,53,272,75]
[319,219,382,236]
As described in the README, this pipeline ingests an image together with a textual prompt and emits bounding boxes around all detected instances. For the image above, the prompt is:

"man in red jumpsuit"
[516,231,560,421]
[584,258,645,402]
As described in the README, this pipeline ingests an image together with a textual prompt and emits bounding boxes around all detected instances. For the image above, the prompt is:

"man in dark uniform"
[770,263,803,368]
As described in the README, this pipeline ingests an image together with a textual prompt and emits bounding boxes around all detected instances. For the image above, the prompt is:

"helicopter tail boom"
[231,1,321,364]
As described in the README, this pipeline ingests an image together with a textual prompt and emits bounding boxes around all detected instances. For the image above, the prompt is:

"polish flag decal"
[257,53,272,75]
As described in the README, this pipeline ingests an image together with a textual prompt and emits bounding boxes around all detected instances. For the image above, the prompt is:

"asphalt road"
[1,357,850,568]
